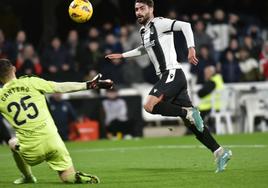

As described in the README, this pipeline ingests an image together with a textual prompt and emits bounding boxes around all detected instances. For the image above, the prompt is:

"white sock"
[214,147,224,158]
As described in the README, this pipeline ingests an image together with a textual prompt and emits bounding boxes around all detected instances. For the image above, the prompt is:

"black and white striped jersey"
[122,17,195,76]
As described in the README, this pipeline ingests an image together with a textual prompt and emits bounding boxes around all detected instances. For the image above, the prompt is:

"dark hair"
[135,0,154,7]
[0,59,13,79]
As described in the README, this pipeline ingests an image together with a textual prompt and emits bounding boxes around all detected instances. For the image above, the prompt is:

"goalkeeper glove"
[86,74,114,89]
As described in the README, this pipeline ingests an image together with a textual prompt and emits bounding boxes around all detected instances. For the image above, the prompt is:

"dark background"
[1,0,268,47]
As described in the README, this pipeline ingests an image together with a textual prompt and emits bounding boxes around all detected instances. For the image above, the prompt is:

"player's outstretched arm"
[105,53,123,60]
[105,45,146,60]
[52,74,113,93]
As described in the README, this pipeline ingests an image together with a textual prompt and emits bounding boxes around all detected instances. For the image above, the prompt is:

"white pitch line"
[70,144,268,153]
[0,144,266,158]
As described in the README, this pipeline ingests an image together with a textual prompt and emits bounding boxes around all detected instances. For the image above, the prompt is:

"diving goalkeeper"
[0,58,113,184]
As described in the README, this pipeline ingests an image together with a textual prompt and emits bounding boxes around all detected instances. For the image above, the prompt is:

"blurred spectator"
[86,27,102,45]
[77,40,103,78]
[120,24,152,83]
[13,30,27,60]
[238,47,261,82]
[193,20,213,55]
[101,88,135,139]
[191,45,216,84]
[191,14,200,22]
[166,9,178,20]
[259,41,268,80]
[221,50,241,83]
[49,93,78,141]
[119,26,131,51]
[101,33,124,84]
[180,14,190,22]
[65,30,80,69]
[119,26,144,85]
[202,13,212,25]
[246,24,263,47]
[124,24,150,68]
[42,36,73,80]
[122,59,144,86]
[0,29,15,60]
[243,35,261,60]
[206,9,236,62]
[101,21,114,36]
[104,33,123,54]
[197,66,224,133]
[15,44,42,76]
[224,37,240,58]
[228,13,242,36]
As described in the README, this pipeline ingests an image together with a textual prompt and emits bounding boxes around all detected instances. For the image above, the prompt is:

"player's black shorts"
[149,69,192,107]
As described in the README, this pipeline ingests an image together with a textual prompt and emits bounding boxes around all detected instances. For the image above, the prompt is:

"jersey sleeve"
[29,77,87,94]
[28,77,57,93]
[122,45,146,58]
[155,17,179,33]
[173,20,195,48]
[156,18,195,48]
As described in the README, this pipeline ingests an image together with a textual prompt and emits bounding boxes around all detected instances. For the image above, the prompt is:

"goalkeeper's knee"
[8,137,19,151]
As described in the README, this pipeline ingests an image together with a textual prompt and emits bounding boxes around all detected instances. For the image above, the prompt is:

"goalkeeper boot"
[215,149,232,173]
[13,174,37,184]
[185,107,204,132]
[75,171,100,184]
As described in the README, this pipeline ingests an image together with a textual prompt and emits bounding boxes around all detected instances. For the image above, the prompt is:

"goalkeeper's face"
[135,3,154,25]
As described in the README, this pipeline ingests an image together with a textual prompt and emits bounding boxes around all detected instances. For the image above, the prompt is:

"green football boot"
[75,171,100,184]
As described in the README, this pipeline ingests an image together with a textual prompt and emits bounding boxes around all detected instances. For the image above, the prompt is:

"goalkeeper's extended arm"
[53,74,113,93]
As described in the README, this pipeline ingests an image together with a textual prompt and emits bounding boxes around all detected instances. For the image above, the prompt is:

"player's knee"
[8,137,18,151]
[143,103,153,113]
[144,95,163,113]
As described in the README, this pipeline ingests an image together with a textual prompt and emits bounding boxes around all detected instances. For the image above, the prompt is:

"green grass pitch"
[0,133,268,188]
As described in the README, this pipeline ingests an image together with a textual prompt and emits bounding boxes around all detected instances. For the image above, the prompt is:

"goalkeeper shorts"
[18,133,73,172]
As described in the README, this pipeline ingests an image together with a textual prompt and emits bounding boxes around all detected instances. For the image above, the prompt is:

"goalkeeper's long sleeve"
[52,82,87,93]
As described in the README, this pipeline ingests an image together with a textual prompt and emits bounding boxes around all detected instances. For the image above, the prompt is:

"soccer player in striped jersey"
[0,58,113,184]
[106,0,232,173]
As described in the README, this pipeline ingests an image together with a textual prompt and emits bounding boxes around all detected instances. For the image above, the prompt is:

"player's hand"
[86,73,114,89]
[105,54,123,60]
[188,47,199,66]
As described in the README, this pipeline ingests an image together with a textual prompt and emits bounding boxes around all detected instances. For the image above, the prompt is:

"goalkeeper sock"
[62,172,76,183]
[152,102,187,117]
[12,150,33,178]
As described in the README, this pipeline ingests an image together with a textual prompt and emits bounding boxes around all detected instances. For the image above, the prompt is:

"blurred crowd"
[1,9,268,87]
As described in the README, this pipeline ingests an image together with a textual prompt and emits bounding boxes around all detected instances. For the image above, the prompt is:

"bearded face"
[135,3,154,25]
